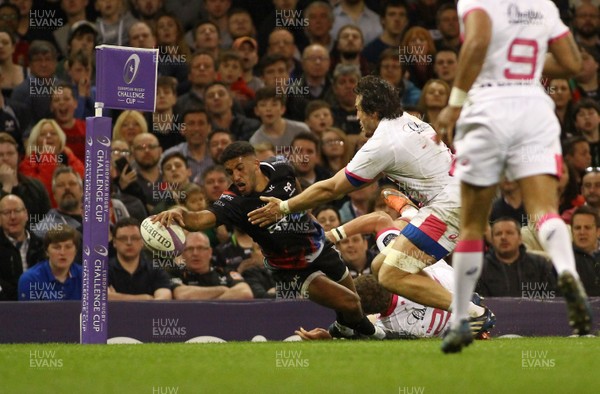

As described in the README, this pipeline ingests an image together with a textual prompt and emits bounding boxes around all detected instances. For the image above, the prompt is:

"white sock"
[450,240,484,326]
[536,214,579,278]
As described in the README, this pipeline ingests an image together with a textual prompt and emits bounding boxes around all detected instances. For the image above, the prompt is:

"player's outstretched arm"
[544,33,582,78]
[248,169,356,227]
[152,206,217,232]
[435,9,491,144]
[326,211,396,242]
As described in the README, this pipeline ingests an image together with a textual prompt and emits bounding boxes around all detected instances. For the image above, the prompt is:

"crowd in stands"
[0,0,599,302]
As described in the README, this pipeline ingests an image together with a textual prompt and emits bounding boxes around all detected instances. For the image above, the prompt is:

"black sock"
[351,316,376,336]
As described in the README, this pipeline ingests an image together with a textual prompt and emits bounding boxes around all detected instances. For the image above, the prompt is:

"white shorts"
[453,96,562,187]
[400,183,461,260]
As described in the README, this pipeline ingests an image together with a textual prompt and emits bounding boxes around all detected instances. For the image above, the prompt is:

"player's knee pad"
[376,229,400,253]
[382,249,427,274]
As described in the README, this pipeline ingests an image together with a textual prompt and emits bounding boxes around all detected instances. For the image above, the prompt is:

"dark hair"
[312,204,341,223]
[0,27,16,45]
[220,141,256,164]
[201,164,229,183]
[0,132,18,148]
[258,53,288,76]
[305,99,331,119]
[572,205,600,227]
[255,86,286,106]
[161,151,188,170]
[354,75,403,119]
[182,106,210,122]
[0,3,19,18]
[436,3,457,24]
[292,131,321,152]
[491,216,522,231]
[572,98,600,119]
[157,75,178,92]
[205,81,230,96]
[562,136,589,157]
[208,129,233,143]
[381,0,408,18]
[111,217,141,237]
[194,20,220,37]
[67,49,92,69]
[353,274,392,314]
[44,225,81,251]
[29,40,57,60]
[219,50,242,66]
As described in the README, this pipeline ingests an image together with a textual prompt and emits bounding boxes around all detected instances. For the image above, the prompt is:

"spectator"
[32,166,83,239]
[572,2,600,53]
[113,110,149,147]
[0,76,28,153]
[362,0,409,66]
[172,232,253,300]
[330,24,371,77]
[228,8,256,41]
[175,51,217,112]
[331,0,382,46]
[290,132,331,190]
[563,136,592,189]
[300,44,332,101]
[0,3,27,68]
[489,180,527,228]
[218,50,254,105]
[433,49,458,87]
[0,27,25,95]
[305,100,334,137]
[559,161,585,216]
[127,20,156,49]
[573,98,600,166]
[19,119,84,207]
[476,218,557,297]
[56,20,98,89]
[95,0,137,46]
[131,133,163,212]
[257,53,307,121]
[162,107,213,182]
[257,0,308,57]
[199,164,230,204]
[339,181,379,223]
[10,40,58,127]
[267,28,302,79]
[110,139,148,222]
[149,76,184,150]
[401,26,436,89]
[375,48,421,107]
[563,168,600,223]
[152,152,192,214]
[52,0,89,58]
[407,0,439,30]
[204,81,259,141]
[213,226,257,274]
[313,204,341,231]
[207,129,233,164]
[18,225,82,301]
[417,78,449,125]
[193,21,221,60]
[329,64,361,137]
[11,0,59,49]
[337,233,374,278]
[163,0,204,33]
[155,12,191,85]
[549,78,576,140]
[304,1,335,52]
[179,182,207,212]
[321,127,352,174]
[571,206,600,295]
[205,0,233,48]
[249,87,310,148]
[434,3,460,52]
[232,36,264,95]
[573,46,600,102]
[108,217,174,300]
[50,83,86,162]
[0,133,50,226]
[63,50,96,120]
[130,0,165,25]
[0,194,45,300]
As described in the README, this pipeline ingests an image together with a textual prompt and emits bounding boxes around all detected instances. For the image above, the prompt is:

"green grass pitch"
[1,338,599,394]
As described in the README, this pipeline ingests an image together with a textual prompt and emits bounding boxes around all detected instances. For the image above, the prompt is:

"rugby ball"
[140,217,186,256]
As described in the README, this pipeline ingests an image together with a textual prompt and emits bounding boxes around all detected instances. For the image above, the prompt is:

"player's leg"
[519,174,592,335]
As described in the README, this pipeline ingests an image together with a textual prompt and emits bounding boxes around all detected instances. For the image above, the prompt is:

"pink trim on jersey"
[536,213,561,232]
[376,227,400,240]
[555,154,563,178]
[344,167,373,183]
[419,214,447,242]
[462,7,487,24]
[548,30,570,45]
[381,294,399,318]
[449,156,456,177]
[455,239,484,253]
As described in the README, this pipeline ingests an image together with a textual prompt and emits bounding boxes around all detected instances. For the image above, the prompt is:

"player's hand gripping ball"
[140,217,186,256]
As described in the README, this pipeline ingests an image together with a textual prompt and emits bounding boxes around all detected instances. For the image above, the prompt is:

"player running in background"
[436,0,592,353]
[248,76,495,338]
[153,141,385,340]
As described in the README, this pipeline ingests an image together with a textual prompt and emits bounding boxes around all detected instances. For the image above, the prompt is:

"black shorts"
[264,243,349,299]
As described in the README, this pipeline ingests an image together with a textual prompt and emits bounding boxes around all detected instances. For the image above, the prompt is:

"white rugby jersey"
[345,113,459,206]
[458,0,569,100]
[376,261,454,338]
